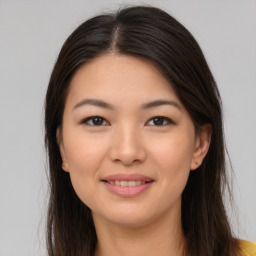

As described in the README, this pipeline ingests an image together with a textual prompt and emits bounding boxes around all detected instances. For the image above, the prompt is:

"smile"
[101,174,154,197]
[104,180,152,186]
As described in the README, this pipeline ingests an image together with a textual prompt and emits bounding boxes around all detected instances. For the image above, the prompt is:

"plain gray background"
[0,1,255,255]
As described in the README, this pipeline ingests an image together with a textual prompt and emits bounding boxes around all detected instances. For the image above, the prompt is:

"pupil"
[93,117,103,125]
[154,117,163,125]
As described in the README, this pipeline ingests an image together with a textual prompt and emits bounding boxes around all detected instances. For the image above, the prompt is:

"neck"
[93,204,186,256]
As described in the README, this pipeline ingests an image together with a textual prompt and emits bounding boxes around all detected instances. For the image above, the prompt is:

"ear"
[56,128,69,172]
[190,124,212,170]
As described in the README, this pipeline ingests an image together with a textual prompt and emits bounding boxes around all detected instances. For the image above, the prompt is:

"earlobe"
[190,124,212,170]
[56,128,69,172]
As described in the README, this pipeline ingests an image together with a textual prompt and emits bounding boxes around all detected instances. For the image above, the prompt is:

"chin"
[92,204,160,228]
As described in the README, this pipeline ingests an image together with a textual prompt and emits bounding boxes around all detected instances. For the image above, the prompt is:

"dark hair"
[45,5,240,256]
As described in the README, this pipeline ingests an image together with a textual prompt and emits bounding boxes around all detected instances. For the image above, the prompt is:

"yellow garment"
[240,240,256,256]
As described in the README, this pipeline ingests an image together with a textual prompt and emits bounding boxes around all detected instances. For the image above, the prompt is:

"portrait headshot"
[0,1,255,256]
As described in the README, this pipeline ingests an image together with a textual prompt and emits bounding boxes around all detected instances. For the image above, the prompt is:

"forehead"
[66,54,181,108]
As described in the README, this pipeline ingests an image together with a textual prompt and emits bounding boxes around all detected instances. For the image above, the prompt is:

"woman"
[44,5,256,256]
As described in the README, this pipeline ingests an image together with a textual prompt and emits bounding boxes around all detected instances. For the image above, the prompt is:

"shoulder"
[239,240,256,256]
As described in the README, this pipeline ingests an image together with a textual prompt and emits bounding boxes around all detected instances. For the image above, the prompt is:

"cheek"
[63,133,109,207]
[149,132,195,193]
[64,131,108,173]
[152,134,194,171]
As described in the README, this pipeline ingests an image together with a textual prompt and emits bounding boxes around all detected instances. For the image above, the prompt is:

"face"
[58,54,210,227]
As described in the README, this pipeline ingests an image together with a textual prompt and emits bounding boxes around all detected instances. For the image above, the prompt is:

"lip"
[102,173,154,182]
[101,173,155,197]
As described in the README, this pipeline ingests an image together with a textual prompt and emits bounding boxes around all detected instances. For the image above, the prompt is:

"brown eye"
[146,116,174,126]
[81,116,109,126]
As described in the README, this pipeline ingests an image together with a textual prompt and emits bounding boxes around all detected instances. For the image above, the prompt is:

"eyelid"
[145,116,175,126]
[80,115,175,127]
[80,116,110,126]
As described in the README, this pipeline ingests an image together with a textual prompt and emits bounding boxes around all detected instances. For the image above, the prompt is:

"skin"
[58,54,211,256]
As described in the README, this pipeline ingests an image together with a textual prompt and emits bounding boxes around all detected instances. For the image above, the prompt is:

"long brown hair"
[45,5,240,256]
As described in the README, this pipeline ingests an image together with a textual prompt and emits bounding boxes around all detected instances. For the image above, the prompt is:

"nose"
[108,124,147,166]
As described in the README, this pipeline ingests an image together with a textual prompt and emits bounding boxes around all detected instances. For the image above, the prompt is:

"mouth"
[101,174,155,197]
[102,180,153,187]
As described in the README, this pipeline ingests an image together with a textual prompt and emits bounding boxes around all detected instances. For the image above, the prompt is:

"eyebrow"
[73,98,181,111]
[141,99,181,110]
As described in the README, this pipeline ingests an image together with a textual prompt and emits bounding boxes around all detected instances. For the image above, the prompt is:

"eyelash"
[80,116,175,127]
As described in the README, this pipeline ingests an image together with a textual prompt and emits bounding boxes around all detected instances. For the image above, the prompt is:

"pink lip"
[102,173,153,182]
[101,173,154,197]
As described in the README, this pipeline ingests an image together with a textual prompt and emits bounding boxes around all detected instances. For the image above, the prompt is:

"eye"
[81,116,109,126]
[146,116,174,126]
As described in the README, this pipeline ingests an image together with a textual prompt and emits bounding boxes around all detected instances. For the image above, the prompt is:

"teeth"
[120,181,127,187]
[108,180,148,187]
[128,181,136,187]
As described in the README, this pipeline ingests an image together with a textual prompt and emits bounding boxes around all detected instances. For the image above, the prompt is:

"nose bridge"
[109,121,146,165]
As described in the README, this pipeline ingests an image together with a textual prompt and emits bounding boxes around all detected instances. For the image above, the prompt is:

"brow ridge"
[73,98,181,111]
